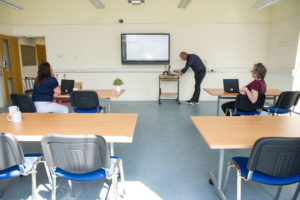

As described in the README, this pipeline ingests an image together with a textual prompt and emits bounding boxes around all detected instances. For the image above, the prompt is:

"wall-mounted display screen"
[121,33,170,65]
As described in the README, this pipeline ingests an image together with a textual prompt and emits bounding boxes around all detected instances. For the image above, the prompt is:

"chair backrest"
[41,134,110,173]
[275,91,299,110]
[0,133,25,170]
[70,91,99,110]
[235,93,266,112]
[293,91,300,107]
[10,94,36,113]
[247,137,300,177]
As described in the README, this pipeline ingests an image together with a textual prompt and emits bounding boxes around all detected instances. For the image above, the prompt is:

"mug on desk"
[7,106,22,123]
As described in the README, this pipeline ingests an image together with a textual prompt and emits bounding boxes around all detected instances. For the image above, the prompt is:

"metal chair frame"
[223,137,300,200]
[41,134,125,200]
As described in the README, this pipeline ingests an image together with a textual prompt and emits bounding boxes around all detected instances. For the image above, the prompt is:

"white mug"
[8,106,19,115]
[7,110,22,123]
[73,88,78,91]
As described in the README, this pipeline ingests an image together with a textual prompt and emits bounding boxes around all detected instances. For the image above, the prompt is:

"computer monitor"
[61,79,75,94]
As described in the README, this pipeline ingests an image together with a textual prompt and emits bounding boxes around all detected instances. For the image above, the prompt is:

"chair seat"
[0,154,42,179]
[55,156,118,181]
[230,108,260,116]
[74,106,103,113]
[263,106,291,114]
[233,157,300,185]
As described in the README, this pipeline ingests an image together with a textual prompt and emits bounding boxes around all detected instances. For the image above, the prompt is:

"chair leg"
[274,186,282,200]
[52,175,57,200]
[223,162,233,191]
[104,179,112,200]
[119,159,126,197]
[68,180,74,196]
[32,170,37,200]
[110,174,119,200]
[42,161,52,185]
[292,182,300,200]
[68,180,75,197]
[237,172,242,200]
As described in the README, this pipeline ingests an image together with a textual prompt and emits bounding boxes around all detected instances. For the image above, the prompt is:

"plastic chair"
[10,94,37,113]
[263,91,299,116]
[223,137,300,200]
[41,134,125,200]
[70,90,104,113]
[0,133,42,199]
[230,94,266,116]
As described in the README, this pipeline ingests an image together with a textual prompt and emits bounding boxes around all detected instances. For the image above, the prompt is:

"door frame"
[0,34,23,106]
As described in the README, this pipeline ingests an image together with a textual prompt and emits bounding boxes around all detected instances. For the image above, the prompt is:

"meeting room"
[0,0,300,200]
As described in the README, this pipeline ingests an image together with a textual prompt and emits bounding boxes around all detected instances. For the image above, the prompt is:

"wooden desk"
[57,89,125,112]
[191,116,300,200]
[204,88,282,115]
[0,113,137,155]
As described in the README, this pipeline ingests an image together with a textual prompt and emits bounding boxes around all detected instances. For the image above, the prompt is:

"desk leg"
[110,143,114,156]
[108,98,111,113]
[209,149,227,200]
[217,96,220,116]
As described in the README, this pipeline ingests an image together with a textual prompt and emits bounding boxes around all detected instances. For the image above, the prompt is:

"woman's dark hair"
[253,63,267,80]
[35,62,51,86]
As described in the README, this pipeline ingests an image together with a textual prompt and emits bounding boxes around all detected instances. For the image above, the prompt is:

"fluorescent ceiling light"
[178,0,191,8]
[252,0,285,9]
[128,0,144,5]
[89,0,105,9]
[0,0,24,9]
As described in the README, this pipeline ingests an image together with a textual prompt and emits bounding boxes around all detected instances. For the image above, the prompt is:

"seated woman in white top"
[32,62,69,113]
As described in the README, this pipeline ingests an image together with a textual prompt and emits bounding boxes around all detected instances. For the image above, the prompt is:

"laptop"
[61,79,75,95]
[223,79,239,93]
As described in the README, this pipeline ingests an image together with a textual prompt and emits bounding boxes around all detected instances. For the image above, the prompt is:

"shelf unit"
[158,74,180,104]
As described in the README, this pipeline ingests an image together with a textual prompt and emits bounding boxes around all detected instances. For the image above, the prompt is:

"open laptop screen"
[61,79,75,94]
[223,79,239,93]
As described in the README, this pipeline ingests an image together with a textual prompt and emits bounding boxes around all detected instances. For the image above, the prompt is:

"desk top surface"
[0,113,137,142]
[191,116,300,149]
[204,88,282,97]
[58,89,125,99]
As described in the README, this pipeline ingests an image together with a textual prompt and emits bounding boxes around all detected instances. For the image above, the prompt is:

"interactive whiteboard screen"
[121,33,170,64]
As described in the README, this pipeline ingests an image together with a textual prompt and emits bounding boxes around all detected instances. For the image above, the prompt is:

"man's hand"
[173,70,180,73]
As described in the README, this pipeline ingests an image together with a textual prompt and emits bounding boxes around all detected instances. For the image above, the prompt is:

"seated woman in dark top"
[222,63,267,115]
[32,62,69,113]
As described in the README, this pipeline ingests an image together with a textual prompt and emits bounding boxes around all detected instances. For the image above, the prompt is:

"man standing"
[174,52,206,104]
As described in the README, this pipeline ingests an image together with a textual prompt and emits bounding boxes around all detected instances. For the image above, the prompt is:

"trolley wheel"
[209,179,213,185]
[158,100,161,104]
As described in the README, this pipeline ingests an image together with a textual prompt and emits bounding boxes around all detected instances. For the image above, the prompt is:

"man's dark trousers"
[192,71,206,102]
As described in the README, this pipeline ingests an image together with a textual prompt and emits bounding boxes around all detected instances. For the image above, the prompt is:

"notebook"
[223,79,239,93]
[60,79,75,95]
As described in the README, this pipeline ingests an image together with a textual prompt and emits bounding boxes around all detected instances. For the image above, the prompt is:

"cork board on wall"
[21,45,37,66]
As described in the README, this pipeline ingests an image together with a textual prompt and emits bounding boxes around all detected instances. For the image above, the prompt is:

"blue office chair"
[263,91,299,116]
[41,134,125,200]
[70,91,104,113]
[0,133,42,199]
[230,94,266,116]
[223,137,300,200]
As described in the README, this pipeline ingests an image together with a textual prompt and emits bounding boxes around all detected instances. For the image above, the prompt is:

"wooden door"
[0,34,23,106]
[36,44,46,65]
